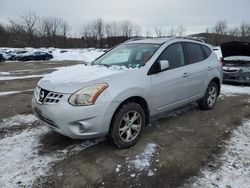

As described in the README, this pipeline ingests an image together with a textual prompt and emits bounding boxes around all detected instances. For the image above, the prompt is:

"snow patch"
[129,143,157,171]
[0,114,37,128]
[0,89,33,96]
[0,74,46,81]
[190,120,250,188]
[116,164,121,173]
[221,84,250,96]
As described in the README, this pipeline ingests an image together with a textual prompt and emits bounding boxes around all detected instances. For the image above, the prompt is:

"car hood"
[38,64,127,93]
[221,41,250,59]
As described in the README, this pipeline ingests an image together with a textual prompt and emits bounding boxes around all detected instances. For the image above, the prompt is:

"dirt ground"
[0,61,250,188]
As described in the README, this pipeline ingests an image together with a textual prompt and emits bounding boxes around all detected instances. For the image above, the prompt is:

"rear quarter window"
[185,42,205,64]
[201,45,212,58]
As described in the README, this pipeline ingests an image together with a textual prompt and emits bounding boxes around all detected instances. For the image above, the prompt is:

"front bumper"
[31,94,119,139]
[223,69,250,84]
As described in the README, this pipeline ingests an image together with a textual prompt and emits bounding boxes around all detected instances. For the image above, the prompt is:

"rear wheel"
[109,102,145,149]
[198,81,219,110]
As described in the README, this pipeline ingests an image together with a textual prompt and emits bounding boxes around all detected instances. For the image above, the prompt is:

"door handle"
[207,66,213,70]
[182,73,189,78]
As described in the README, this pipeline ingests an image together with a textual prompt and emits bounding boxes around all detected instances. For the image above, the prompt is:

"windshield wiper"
[98,64,110,67]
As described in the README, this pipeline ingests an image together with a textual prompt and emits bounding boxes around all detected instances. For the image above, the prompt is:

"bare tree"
[168,27,176,36]
[120,20,136,37]
[93,18,104,40]
[176,25,186,36]
[213,20,228,35]
[239,22,250,40]
[145,29,152,37]
[20,11,38,36]
[59,19,70,38]
[213,20,228,45]
[155,27,166,37]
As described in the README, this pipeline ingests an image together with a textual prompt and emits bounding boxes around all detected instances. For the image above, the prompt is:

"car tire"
[198,81,219,110]
[109,102,146,149]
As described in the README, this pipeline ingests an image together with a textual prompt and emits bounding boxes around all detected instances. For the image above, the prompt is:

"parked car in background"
[18,51,53,61]
[13,50,29,60]
[0,53,5,62]
[221,41,250,83]
[32,37,222,149]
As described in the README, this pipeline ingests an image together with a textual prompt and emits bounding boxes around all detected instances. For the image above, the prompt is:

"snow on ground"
[0,74,46,81]
[51,48,105,62]
[0,114,37,128]
[0,114,104,188]
[114,143,158,177]
[221,84,250,96]
[0,67,69,81]
[0,89,33,96]
[1,47,105,63]
[188,120,250,188]
[129,143,157,171]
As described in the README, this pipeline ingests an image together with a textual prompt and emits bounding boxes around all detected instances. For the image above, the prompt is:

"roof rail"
[175,36,205,43]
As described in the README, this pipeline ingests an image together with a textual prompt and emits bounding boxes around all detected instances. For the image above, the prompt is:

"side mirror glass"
[159,60,169,71]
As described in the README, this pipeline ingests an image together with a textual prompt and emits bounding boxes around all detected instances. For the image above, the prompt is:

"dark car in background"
[221,41,250,84]
[0,53,5,62]
[18,51,53,61]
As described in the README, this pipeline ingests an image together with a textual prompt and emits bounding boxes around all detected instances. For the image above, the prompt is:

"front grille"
[36,87,63,104]
[43,92,63,104]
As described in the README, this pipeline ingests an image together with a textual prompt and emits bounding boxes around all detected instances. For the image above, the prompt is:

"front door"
[150,43,189,112]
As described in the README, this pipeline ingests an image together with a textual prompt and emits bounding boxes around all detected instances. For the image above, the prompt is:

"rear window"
[202,45,212,57]
[185,42,204,64]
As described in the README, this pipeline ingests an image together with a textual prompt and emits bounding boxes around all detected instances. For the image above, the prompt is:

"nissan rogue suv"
[32,37,222,148]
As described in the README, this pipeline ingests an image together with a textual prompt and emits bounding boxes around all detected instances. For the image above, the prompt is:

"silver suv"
[32,37,222,148]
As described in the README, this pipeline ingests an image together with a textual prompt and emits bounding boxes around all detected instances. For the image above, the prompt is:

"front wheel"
[109,102,146,149]
[198,81,219,110]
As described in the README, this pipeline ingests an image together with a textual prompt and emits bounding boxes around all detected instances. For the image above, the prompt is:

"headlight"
[68,83,108,106]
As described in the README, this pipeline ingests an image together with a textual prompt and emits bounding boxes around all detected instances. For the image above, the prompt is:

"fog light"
[79,124,85,133]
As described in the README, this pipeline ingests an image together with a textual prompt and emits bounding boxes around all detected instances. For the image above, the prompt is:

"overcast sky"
[0,0,250,36]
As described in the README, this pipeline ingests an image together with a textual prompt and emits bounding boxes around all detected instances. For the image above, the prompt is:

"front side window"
[93,44,160,68]
[185,43,205,64]
[157,43,185,69]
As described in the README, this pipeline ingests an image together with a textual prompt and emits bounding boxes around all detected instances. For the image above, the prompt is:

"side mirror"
[159,60,169,71]
[147,60,170,75]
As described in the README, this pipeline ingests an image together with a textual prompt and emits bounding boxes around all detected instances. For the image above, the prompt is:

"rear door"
[150,43,189,112]
[183,42,210,99]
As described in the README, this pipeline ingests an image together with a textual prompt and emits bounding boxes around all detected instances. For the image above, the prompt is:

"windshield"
[92,43,160,68]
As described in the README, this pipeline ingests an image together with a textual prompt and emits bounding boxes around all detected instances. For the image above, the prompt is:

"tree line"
[193,20,250,45]
[0,12,250,48]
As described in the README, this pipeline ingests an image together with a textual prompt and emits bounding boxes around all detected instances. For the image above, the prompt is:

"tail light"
[219,59,224,66]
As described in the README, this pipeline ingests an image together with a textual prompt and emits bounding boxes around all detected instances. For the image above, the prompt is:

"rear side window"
[202,45,212,57]
[185,43,204,64]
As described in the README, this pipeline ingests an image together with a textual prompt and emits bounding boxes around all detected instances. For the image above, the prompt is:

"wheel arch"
[210,77,221,96]
[110,96,150,129]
